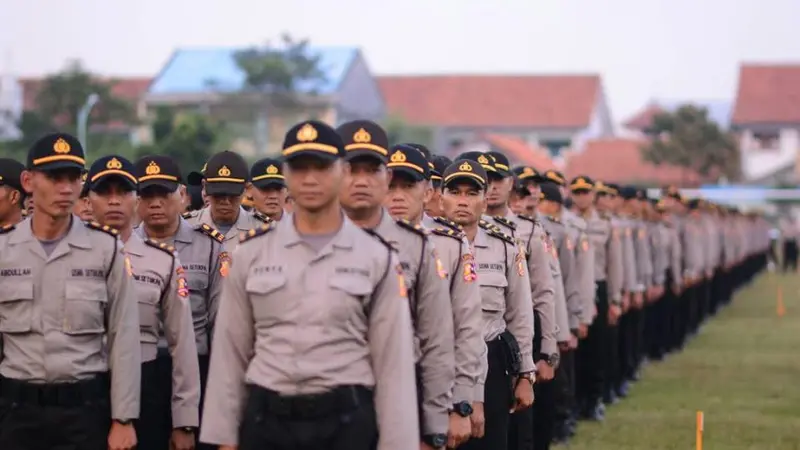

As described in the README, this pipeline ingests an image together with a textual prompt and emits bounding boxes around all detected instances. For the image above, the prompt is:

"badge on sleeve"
[124,255,133,277]
[219,251,231,277]
[566,238,574,251]
[515,251,526,276]
[433,249,448,279]
[638,228,646,240]
[462,254,477,283]
[396,264,408,298]
[581,238,589,252]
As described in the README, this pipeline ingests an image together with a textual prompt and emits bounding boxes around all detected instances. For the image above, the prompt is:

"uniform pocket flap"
[0,283,33,303]
[329,275,372,296]
[65,281,108,302]
[246,275,287,295]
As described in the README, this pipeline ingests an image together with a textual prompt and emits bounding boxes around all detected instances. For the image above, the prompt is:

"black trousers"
[0,375,111,450]
[197,354,212,450]
[783,240,798,272]
[531,379,555,450]
[576,282,610,408]
[137,354,173,450]
[605,313,620,397]
[508,312,542,450]
[552,348,575,428]
[462,339,512,450]
[238,384,377,450]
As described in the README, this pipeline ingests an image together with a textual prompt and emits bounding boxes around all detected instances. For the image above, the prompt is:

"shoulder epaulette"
[516,214,538,224]
[432,216,462,231]
[492,216,517,230]
[252,210,272,223]
[85,220,119,237]
[144,238,177,256]
[546,215,561,224]
[363,228,397,252]
[479,219,503,233]
[430,226,464,241]
[396,218,429,237]
[484,227,515,245]
[181,210,198,220]
[0,223,15,234]
[195,223,224,243]
[239,223,273,244]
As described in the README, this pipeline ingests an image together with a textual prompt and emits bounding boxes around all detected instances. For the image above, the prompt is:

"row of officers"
[0,121,770,450]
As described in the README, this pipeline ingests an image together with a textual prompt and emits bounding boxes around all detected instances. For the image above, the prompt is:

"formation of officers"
[0,121,771,450]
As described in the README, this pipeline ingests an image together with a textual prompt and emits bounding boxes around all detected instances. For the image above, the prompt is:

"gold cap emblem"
[106,157,122,170]
[297,123,318,142]
[201,163,207,173]
[390,151,407,163]
[266,164,279,174]
[459,162,473,172]
[218,165,231,177]
[477,155,489,164]
[353,128,372,144]
[53,138,71,154]
[522,167,534,175]
[145,161,161,175]
[81,172,87,182]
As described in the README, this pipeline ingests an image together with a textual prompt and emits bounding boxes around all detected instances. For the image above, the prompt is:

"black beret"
[619,186,638,200]
[540,181,563,204]
[569,175,595,192]
[431,155,452,182]
[283,120,344,161]
[204,150,249,196]
[543,170,566,187]
[87,155,137,191]
[251,157,285,188]
[442,159,488,189]
[27,132,85,171]
[387,144,429,182]
[455,151,497,175]
[486,151,511,177]
[134,155,182,192]
[337,120,389,162]
[0,158,25,192]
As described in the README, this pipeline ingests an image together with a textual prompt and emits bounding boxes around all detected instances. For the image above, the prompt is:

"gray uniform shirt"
[541,215,582,329]
[199,217,419,449]
[125,233,201,428]
[185,206,270,250]
[616,217,640,293]
[0,217,141,420]
[583,209,624,305]
[562,210,595,325]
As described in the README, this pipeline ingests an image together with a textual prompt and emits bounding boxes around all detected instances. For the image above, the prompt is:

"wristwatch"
[422,433,447,448]
[545,353,560,367]
[452,401,473,417]
[517,372,535,386]
[177,427,196,434]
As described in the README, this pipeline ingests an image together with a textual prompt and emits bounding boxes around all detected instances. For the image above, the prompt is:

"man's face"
[22,168,81,219]
[524,182,541,213]
[284,156,343,213]
[248,184,288,217]
[425,182,444,217]
[207,193,242,223]
[441,181,486,227]
[88,178,136,230]
[486,176,513,209]
[340,158,388,213]
[571,190,594,210]
[596,193,613,210]
[385,173,429,221]
[0,186,21,221]
[73,196,93,221]
[137,186,182,228]
[537,199,558,216]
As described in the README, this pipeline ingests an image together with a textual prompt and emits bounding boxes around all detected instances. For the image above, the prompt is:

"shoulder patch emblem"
[0,223,15,234]
[143,238,177,256]
[433,249,448,279]
[516,214,538,224]
[462,253,478,282]
[239,223,274,244]
[196,223,225,243]
[252,210,272,223]
[581,238,590,252]
[547,215,561,224]
[181,211,196,220]
[219,251,231,277]
[396,218,429,236]
[396,264,408,298]
[492,215,517,231]
[430,227,464,241]
[432,216,462,231]
[85,221,119,237]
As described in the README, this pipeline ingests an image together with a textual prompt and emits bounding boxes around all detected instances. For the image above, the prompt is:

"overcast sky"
[2,0,799,121]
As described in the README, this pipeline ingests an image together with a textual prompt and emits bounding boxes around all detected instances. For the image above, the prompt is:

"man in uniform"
[440,159,535,450]
[0,132,140,449]
[183,151,270,248]
[337,121,455,450]
[74,172,94,221]
[133,154,226,450]
[86,155,202,450]
[0,158,26,226]
[200,120,419,450]
[384,143,483,448]
[569,176,623,421]
[247,156,289,222]
[425,155,453,219]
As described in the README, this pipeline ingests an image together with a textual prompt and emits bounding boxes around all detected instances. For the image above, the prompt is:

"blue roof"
[148,46,359,95]
[658,99,733,128]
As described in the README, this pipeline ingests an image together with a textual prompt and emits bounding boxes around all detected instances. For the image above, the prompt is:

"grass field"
[560,271,800,450]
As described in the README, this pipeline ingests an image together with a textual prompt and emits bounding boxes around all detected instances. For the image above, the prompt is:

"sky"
[2,0,800,122]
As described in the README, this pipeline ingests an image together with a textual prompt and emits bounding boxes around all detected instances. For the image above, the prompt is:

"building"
[731,63,800,184]
[0,74,22,141]
[623,99,733,136]
[144,46,384,155]
[460,133,556,171]
[377,74,614,161]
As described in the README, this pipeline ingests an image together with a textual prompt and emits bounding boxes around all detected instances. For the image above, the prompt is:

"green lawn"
[561,271,800,450]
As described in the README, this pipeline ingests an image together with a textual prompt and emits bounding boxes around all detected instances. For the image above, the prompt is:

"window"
[541,140,572,157]
[752,131,780,151]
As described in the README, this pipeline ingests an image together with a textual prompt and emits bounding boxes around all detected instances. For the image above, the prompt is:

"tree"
[383,114,434,149]
[136,107,226,172]
[640,105,740,182]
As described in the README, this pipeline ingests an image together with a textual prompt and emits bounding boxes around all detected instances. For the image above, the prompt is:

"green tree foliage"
[383,114,434,149]
[640,105,740,181]
[136,107,225,172]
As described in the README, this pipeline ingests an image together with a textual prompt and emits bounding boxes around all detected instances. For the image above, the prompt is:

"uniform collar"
[474,225,490,248]
[277,211,355,251]
[123,232,145,256]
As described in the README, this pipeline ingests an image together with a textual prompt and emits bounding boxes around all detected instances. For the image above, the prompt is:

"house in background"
[143,46,385,156]
[461,133,557,171]
[376,74,614,162]
[0,73,22,141]
[731,63,800,184]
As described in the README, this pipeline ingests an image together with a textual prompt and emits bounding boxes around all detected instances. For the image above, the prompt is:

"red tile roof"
[623,102,665,130]
[565,138,703,186]
[377,75,600,128]
[20,77,151,112]
[480,133,556,171]
[732,64,800,125]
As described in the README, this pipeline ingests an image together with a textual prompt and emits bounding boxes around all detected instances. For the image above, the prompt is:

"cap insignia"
[145,161,161,175]
[390,151,407,163]
[522,167,534,175]
[53,138,71,154]
[106,158,123,170]
[459,161,473,172]
[218,165,231,177]
[477,155,489,164]
[266,164,279,174]
[353,128,372,144]
[297,123,318,142]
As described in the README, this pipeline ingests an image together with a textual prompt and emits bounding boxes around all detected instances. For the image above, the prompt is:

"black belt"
[247,384,372,419]
[0,373,109,407]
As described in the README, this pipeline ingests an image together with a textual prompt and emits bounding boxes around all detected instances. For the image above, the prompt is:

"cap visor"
[284,150,339,162]
[205,182,245,196]
[32,160,84,172]
[570,188,592,194]
[345,149,387,163]
[444,175,485,190]
[91,174,137,192]
[390,167,426,183]
[252,179,285,189]
[138,179,179,193]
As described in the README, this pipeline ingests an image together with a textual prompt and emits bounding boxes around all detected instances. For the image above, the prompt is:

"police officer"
[440,159,535,450]
[85,155,202,450]
[200,120,419,450]
[248,157,289,222]
[425,155,453,219]
[132,154,226,450]
[0,158,26,226]
[0,132,140,449]
[183,151,270,248]
[384,144,483,448]
[74,171,94,221]
[337,121,454,450]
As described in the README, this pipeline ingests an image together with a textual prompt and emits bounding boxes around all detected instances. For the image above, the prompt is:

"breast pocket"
[64,281,108,335]
[328,275,372,323]
[478,272,507,313]
[0,282,34,334]
[246,275,289,324]
[135,282,161,342]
